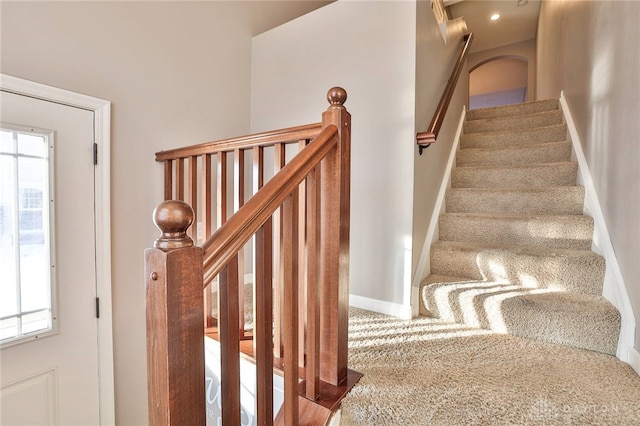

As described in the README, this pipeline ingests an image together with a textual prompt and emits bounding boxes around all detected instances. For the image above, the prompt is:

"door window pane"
[0,127,55,346]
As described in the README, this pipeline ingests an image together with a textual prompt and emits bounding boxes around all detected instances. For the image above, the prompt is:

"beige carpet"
[340,308,640,425]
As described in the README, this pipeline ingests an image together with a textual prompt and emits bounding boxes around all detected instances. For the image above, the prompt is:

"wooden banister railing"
[201,125,338,280]
[417,32,474,154]
[145,88,361,426]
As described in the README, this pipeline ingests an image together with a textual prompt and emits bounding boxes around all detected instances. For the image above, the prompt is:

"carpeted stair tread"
[430,240,605,295]
[498,291,620,355]
[421,279,539,320]
[460,124,567,149]
[439,212,593,250]
[446,186,585,215]
[419,279,620,355]
[464,110,563,134]
[418,274,477,316]
[466,98,559,121]
[456,141,572,167]
[421,274,475,285]
[452,161,578,188]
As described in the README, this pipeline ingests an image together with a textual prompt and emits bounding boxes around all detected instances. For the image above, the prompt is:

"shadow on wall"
[469,56,528,109]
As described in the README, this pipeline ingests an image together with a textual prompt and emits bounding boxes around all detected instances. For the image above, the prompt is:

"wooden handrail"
[202,125,338,284]
[155,122,322,161]
[417,32,473,154]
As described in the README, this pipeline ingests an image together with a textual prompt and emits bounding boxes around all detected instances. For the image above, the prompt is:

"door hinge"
[95,297,100,319]
[93,143,98,165]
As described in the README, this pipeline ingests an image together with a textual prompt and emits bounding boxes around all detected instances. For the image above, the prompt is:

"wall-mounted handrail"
[417,32,473,154]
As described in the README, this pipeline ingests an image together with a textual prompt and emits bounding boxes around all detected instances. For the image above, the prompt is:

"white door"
[1,90,101,425]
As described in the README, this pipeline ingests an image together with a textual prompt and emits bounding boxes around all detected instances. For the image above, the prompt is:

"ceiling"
[247,1,334,36]
[241,0,539,54]
[446,0,541,53]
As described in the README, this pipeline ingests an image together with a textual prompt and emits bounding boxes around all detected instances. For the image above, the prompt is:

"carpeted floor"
[340,308,640,425]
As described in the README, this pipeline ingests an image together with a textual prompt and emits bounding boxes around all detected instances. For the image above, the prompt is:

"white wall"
[251,0,417,315]
[0,1,329,424]
[536,0,640,352]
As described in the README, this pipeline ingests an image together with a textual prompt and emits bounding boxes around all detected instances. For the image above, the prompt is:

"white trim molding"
[629,347,640,376]
[0,74,115,424]
[560,91,636,364]
[349,294,413,319]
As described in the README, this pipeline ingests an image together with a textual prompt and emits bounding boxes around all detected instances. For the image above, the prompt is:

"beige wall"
[413,0,468,287]
[536,0,640,350]
[251,0,418,315]
[468,39,536,101]
[469,58,528,96]
[0,1,329,423]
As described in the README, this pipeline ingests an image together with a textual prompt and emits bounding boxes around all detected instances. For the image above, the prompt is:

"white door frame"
[0,73,115,425]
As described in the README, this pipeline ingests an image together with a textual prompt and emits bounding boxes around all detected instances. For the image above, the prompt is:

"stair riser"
[439,215,594,250]
[466,99,559,121]
[464,110,563,134]
[461,125,567,149]
[430,245,605,295]
[420,283,620,356]
[453,162,578,189]
[457,142,572,167]
[446,187,585,215]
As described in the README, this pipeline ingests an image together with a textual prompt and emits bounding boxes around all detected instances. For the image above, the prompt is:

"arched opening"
[469,56,528,109]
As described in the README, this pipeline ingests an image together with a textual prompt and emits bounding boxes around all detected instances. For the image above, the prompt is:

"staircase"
[420,99,621,356]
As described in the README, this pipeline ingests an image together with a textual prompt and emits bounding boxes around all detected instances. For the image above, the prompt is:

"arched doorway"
[469,56,528,109]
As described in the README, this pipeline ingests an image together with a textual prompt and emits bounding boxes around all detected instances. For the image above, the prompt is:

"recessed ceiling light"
[490,13,501,21]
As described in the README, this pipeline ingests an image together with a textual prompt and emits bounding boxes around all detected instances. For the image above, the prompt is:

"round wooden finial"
[153,200,194,250]
[327,87,347,107]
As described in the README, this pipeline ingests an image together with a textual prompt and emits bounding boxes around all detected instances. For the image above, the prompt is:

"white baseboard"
[560,92,636,363]
[349,294,413,319]
[411,107,466,315]
[629,347,640,376]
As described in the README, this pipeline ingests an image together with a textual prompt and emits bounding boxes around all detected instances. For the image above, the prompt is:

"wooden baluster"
[145,200,204,425]
[252,146,264,350]
[201,154,213,241]
[163,160,173,200]
[176,157,185,201]
[234,148,246,339]
[219,254,241,426]
[297,140,307,371]
[202,154,213,239]
[202,154,213,327]
[272,143,285,359]
[252,145,274,424]
[320,87,351,386]
[217,151,228,227]
[281,193,299,426]
[215,151,228,328]
[188,155,198,241]
[255,220,273,425]
[305,165,321,400]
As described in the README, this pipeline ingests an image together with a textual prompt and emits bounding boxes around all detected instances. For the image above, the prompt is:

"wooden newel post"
[320,87,351,386]
[145,200,205,425]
